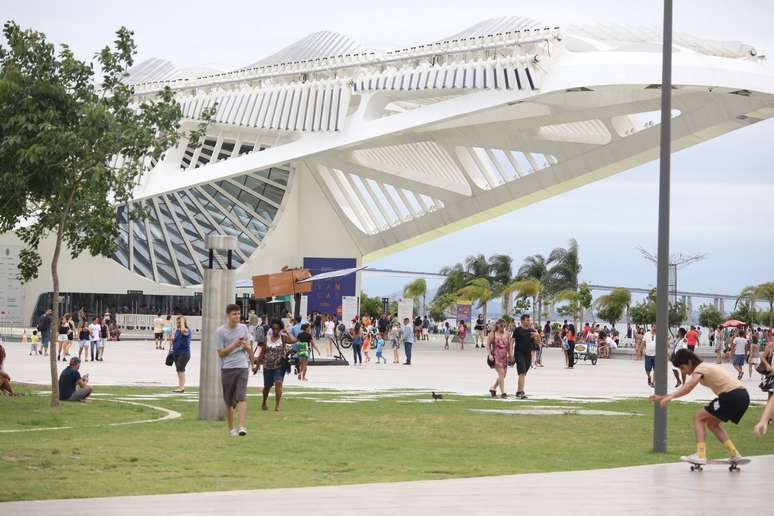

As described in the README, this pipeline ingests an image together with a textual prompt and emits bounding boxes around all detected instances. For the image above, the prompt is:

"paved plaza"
[2,455,771,516]
[3,336,768,403]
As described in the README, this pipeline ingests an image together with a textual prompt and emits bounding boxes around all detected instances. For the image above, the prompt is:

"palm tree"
[430,293,457,321]
[595,288,632,327]
[488,254,513,316]
[754,282,774,327]
[403,278,428,317]
[516,254,550,320]
[507,278,542,323]
[435,263,468,299]
[517,254,548,283]
[464,254,490,279]
[548,238,581,293]
[457,277,494,324]
[735,285,757,325]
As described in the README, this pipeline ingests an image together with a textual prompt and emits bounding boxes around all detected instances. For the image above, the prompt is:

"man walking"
[153,313,165,350]
[512,314,537,399]
[38,309,52,356]
[474,314,485,348]
[216,304,252,437]
[401,317,414,365]
[686,325,699,352]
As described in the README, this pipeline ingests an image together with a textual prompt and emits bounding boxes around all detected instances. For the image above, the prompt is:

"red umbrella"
[722,320,746,328]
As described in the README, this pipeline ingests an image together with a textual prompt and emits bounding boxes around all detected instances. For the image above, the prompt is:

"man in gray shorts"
[216,304,252,437]
[58,357,92,402]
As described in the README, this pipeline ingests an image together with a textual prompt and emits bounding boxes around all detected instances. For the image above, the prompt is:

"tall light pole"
[654,0,673,454]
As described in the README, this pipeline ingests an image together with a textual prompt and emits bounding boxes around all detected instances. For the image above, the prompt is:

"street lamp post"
[654,0,673,453]
[198,235,236,421]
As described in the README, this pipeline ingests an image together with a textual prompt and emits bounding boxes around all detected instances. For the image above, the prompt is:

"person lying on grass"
[649,348,749,465]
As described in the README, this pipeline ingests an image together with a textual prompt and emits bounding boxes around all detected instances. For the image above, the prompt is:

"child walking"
[443,322,450,350]
[650,349,749,465]
[375,332,386,364]
[30,330,40,355]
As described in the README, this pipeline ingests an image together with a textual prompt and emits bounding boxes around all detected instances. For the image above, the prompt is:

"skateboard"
[682,457,750,472]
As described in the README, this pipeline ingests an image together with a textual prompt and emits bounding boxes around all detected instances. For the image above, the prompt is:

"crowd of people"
[23,308,120,363]
[3,303,773,456]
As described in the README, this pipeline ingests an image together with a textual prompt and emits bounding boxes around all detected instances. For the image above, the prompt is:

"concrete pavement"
[3,455,772,515]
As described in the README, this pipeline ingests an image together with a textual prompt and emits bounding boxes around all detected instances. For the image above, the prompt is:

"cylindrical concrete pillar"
[199,235,237,421]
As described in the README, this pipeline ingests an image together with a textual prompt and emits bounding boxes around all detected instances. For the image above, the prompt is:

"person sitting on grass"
[753,392,774,438]
[0,340,15,396]
[650,348,749,465]
[58,357,92,402]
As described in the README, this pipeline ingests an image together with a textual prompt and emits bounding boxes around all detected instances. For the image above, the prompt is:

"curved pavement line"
[0,398,181,434]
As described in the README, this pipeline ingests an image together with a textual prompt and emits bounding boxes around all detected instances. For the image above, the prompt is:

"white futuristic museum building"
[1,17,773,327]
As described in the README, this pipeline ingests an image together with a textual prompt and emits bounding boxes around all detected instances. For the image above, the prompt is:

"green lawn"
[0,384,769,502]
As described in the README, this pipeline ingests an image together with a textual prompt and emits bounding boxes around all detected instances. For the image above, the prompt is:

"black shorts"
[154,332,163,340]
[704,388,749,424]
[174,351,191,372]
[515,352,531,375]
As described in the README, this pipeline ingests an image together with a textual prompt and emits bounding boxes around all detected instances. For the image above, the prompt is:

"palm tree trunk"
[483,301,488,326]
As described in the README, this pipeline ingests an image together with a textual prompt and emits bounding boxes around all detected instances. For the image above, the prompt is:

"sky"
[3,0,773,299]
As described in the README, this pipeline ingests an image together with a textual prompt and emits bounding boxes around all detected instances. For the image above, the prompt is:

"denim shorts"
[732,354,746,367]
[262,367,284,387]
[644,355,656,373]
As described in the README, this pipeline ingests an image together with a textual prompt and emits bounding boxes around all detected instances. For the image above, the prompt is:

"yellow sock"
[696,442,706,459]
[722,439,738,457]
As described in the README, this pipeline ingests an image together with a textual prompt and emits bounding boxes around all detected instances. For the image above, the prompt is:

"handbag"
[165,351,174,367]
[486,355,495,369]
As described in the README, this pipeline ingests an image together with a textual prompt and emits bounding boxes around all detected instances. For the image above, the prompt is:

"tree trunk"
[769,301,773,328]
[482,301,488,327]
[49,221,65,407]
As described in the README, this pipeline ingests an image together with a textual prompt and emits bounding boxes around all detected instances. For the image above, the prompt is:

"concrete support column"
[198,235,236,421]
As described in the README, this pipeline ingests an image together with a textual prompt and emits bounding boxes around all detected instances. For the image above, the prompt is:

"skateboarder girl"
[649,348,749,465]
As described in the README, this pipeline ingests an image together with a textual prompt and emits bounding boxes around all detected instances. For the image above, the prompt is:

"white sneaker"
[680,453,706,465]
[238,427,247,436]
[728,453,745,463]
[229,428,238,437]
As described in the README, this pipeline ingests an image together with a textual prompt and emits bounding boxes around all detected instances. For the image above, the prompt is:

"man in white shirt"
[730,330,748,381]
[323,316,336,357]
[643,324,657,388]
[88,318,101,363]
[153,313,165,350]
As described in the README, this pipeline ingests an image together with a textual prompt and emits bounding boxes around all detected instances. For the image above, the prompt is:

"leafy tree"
[735,285,758,326]
[0,22,211,405]
[403,278,427,317]
[513,297,532,317]
[430,293,456,321]
[577,283,593,321]
[596,303,624,328]
[698,304,723,330]
[457,277,494,324]
[359,292,382,317]
[629,289,688,329]
[507,278,541,323]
